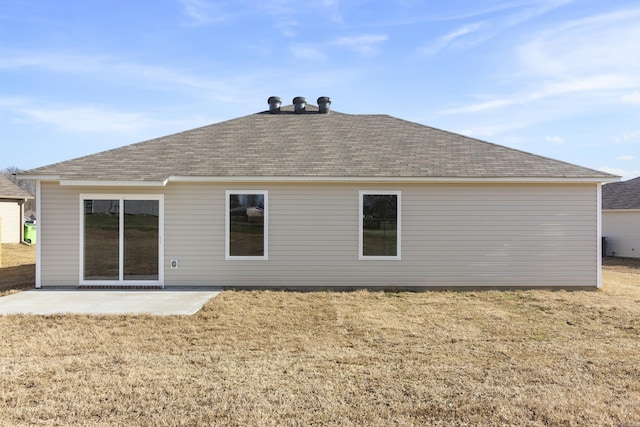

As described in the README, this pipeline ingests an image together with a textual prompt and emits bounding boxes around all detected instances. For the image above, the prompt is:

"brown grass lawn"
[0,243,36,296]
[0,244,639,426]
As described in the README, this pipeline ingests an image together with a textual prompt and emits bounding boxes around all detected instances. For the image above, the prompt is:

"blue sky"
[1,0,639,179]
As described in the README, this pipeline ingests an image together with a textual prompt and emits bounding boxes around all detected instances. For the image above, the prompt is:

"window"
[226,191,268,259]
[81,195,163,285]
[359,191,401,260]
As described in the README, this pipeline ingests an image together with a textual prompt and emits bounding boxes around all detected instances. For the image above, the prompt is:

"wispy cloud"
[618,155,635,161]
[504,0,574,27]
[178,0,340,33]
[420,22,484,55]
[622,91,640,104]
[22,106,152,133]
[274,19,299,37]
[253,0,296,17]
[255,0,341,19]
[112,63,241,100]
[613,130,640,143]
[178,0,227,26]
[440,7,640,117]
[546,136,565,144]
[318,0,342,23]
[290,45,327,61]
[0,51,109,73]
[417,0,572,56]
[0,49,246,102]
[518,8,640,77]
[254,0,343,33]
[441,74,634,115]
[458,117,536,138]
[332,34,388,57]
[1,97,157,133]
[362,0,571,28]
[288,34,387,61]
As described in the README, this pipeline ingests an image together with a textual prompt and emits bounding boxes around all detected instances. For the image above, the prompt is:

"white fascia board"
[60,180,168,187]
[0,197,32,202]
[602,209,640,212]
[16,175,61,181]
[166,175,619,184]
[40,175,619,186]
[14,176,168,186]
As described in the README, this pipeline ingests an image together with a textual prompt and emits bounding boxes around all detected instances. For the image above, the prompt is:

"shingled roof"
[22,103,616,183]
[602,176,640,209]
[0,175,32,200]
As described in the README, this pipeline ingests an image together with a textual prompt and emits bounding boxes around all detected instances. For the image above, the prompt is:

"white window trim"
[79,193,164,287]
[225,190,268,260]
[359,190,401,260]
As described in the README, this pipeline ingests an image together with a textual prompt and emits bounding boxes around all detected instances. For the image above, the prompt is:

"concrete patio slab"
[0,288,221,316]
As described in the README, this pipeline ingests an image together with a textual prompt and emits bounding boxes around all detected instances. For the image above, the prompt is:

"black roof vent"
[317,96,331,114]
[267,96,282,114]
[293,96,306,114]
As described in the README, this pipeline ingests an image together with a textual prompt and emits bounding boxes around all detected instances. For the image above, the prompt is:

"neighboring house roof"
[602,176,640,209]
[0,175,32,200]
[21,103,617,183]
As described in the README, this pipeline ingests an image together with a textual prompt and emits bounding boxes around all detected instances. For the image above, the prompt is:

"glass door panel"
[83,199,120,280]
[124,200,159,280]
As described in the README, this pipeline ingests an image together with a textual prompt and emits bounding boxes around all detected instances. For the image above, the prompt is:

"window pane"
[362,194,398,257]
[124,200,159,280]
[84,199,120,280]
[229,194,265,256]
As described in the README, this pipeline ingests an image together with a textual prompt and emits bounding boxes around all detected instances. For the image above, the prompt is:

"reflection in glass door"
[84,199,120,280]
[82,196,162,285]
[124,200,159,280]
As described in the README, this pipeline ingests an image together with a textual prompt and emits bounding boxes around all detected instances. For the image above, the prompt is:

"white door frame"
[79,193,164,287]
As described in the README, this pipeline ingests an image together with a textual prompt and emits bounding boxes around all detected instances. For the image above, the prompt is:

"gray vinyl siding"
[0,201,21,243]
[40,182,79,284]
[39,183,161,285]
[38,181,598,288]
[602,210,640,258]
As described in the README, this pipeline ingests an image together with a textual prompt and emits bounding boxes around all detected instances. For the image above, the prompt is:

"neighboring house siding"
[38,181,598,288]
[602,210,640,258]
[0,201,21,243]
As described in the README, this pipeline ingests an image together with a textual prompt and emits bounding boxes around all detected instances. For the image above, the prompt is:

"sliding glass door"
[82,195,163,286]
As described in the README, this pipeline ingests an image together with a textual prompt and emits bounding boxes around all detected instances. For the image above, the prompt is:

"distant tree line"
[1,166,36,213]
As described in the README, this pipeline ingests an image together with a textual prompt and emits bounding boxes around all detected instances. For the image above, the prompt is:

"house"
[602,176,640,258]
[19,96,618,289]
[0,175,33,244]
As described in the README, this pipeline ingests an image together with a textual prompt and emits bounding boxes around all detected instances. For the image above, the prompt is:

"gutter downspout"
[18,199,26,243]
[596,183,603,289]
[35,181,41,288]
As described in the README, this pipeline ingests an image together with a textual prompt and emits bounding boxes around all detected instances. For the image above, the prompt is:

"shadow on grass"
[0,264,35,296]
[603,256,640,270]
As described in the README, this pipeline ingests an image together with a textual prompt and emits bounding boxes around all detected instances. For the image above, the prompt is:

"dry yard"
[0,243,639,426]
